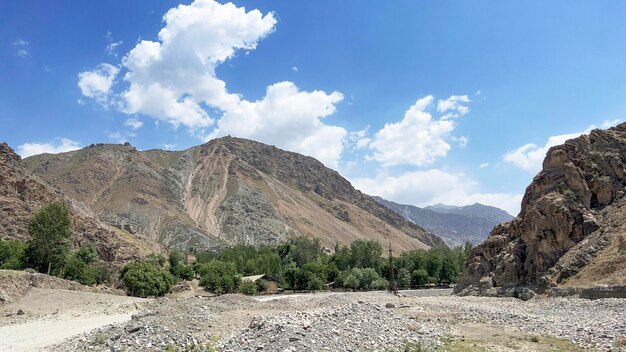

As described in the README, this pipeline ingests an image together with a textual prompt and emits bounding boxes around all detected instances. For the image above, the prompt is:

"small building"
[241,274,279,294]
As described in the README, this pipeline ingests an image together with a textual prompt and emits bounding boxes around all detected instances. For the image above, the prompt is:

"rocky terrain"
[39,290,625,352]
[0,143,156,266]
[375,197,513,247]
[456,123,626,295]
[23,137,444,252]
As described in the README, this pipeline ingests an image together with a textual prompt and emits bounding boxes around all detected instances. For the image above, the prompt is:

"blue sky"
[2,1,626,215]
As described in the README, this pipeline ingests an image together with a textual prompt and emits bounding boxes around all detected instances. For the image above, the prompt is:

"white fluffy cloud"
[124,117,143,130]
[351,169,522,216]
[77,63,120,106]
[437,95,470,119]
[207,81,345,167]
[367,96,457,167]
[504,120,620,173]
[78,0,347,167]
[17,138,81,158]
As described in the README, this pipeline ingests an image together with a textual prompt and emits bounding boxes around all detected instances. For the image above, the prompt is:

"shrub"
[26,202,72,275]
[172,264,195,280]
[62,253,97,285]
[120,261,173,297]
[61,244,109,286]
[256,279,268,293]
[0,238,27,270]
[238,280,257,295]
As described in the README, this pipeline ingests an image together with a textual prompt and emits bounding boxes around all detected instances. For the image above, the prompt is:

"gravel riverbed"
[48,290,625,352]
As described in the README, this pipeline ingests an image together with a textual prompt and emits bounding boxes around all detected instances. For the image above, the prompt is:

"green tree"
[198,260,240,294]
[26,202,72,275]
[397,267,411,289]
[412,269,429,286]
[439,253,460,284]
[0,238,27,270]
[238,280,257,295]
[120,261,173,297]
[350,240,383,270]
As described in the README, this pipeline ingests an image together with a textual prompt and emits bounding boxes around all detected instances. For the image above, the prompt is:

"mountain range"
[374,197,513,247]
[14,137,444,257]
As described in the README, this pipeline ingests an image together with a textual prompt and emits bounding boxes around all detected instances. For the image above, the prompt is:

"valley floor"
[0,288,624,351]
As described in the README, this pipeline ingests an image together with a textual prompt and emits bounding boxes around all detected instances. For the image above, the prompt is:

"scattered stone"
[16,309,25,315]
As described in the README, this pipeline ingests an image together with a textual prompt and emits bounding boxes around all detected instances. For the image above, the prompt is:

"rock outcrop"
[0,143,156,265]
[23,137,444,252]
[455,124,626,295]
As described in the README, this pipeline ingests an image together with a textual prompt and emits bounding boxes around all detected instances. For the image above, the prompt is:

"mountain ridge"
[374,197,512,247]
[22,137,445,252]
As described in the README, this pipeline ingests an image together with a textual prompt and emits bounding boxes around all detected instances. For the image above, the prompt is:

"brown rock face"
[455,124,626,295]
[0,143,156,266]
[22,137,445,252]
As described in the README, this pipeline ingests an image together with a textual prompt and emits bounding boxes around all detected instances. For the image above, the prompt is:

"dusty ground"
[0,288,624,351]
[0,288,148,352]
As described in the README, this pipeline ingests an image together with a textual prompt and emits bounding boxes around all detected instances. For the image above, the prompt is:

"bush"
[256,279,268,293]
[61,244,109,286]
[120,261,173,297]
[172,264,195,280]
[0,238,27,270]
[26,202,72,275]
[62,253,96,285]
[238,280,257,295]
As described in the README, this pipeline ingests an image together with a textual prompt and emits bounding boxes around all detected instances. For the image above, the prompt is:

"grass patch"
[527,335,584,351]
[435,338,488,352]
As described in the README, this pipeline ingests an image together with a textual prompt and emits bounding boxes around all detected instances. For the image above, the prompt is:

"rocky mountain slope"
[23,137,444,251]
[425,203,513,223]
[374,197,512,247]
[455,124,626,295]
[0,143,155,265]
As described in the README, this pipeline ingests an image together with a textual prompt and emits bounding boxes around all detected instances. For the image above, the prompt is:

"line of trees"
[1,202,472,298]
[0,202,112,285]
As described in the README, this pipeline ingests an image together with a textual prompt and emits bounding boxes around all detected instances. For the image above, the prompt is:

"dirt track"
[0,288,147,352]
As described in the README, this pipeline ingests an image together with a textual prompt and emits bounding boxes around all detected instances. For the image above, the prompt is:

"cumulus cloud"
[17,138,81,158]
[78,0,347,167]
[479,162,489,168]
[437,95,470,119]
[206,81,346,167]
[504,120,621,173]
[351,169,522,216]
[367,96,456,167]
[124,117,143,130]
[77,63,120,106]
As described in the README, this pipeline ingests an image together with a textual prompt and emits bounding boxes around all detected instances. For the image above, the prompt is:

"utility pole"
[388,241,397,294]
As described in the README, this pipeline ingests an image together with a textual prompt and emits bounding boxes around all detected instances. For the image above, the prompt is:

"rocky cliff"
[0,143,156,265]
[23,137,444,252]
[455,124,626,295]
[374,197,512,247]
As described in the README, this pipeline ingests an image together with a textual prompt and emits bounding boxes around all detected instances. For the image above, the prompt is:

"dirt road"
[0,288,146,352]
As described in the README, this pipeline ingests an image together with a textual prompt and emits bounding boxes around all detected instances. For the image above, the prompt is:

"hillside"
[0,143,155,265]
[374,197,512,247]
[455,124,626,295]
[424,203,513,223]
[23,137,444,252]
